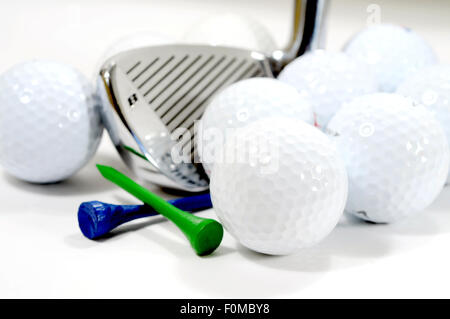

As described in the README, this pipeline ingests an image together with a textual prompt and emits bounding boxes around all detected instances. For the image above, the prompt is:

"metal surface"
[98,0,327,192]
[271,0,328,73]
[99,46,272,191]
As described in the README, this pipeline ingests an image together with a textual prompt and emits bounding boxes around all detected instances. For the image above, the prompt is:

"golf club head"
[97,0,327,192]
[98,45,272,191]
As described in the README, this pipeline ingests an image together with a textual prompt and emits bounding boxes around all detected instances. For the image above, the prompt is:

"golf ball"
[344,24,437,92]
[327,93,449,224]
[278,50,377,129]
[397,64,450,183]
[210,117,348,255]
[183,13,277,54]
[0,61,103,183]
[198,78,314,176]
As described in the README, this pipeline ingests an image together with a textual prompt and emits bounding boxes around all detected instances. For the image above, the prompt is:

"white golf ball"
[344,24,437,92]
[210,117,348,255]
[183,13,277,54]
[0,61,103,183]
[327,93,449,224]
[278,50,377,129]
[198,78,314,176]
[397,64,450,183]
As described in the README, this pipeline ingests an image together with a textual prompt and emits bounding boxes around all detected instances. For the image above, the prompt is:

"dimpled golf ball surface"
[278,50,377,129]
[327,93,449,224]
[0,61,102,183]
[210,118,348,255]
[344,24,437,93]
[397,65,450,183]
[199,78,314,176]
[183,13,276,54]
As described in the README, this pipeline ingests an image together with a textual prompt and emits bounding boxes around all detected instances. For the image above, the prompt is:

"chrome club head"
[97,0,328,192]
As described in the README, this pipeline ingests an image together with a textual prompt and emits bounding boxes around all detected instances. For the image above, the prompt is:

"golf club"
[97,0,327,192]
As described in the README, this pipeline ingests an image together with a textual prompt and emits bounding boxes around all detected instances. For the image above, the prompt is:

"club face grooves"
[126,61,141,75]
[99,44,273,191]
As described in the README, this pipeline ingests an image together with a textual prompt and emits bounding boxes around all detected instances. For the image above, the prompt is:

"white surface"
[1,0,450,298]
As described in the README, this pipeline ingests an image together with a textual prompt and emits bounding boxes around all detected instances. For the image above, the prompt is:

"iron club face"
[97,0,327,192]
[98,46,273,191]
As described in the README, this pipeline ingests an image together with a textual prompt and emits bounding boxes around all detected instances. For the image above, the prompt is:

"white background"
[0,0,450,298]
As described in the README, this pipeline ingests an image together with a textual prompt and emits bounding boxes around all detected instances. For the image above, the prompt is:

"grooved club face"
[99,45,274,191]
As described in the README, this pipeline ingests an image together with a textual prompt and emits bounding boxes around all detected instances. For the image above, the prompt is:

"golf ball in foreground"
[0,61,103,183]
[327,93,449,224]
[210,117,348,255]
[183,13,277,54]
[198,78,314,176]
[278,50,377,129]
[344,24,437,92]
[397,64,450,183]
